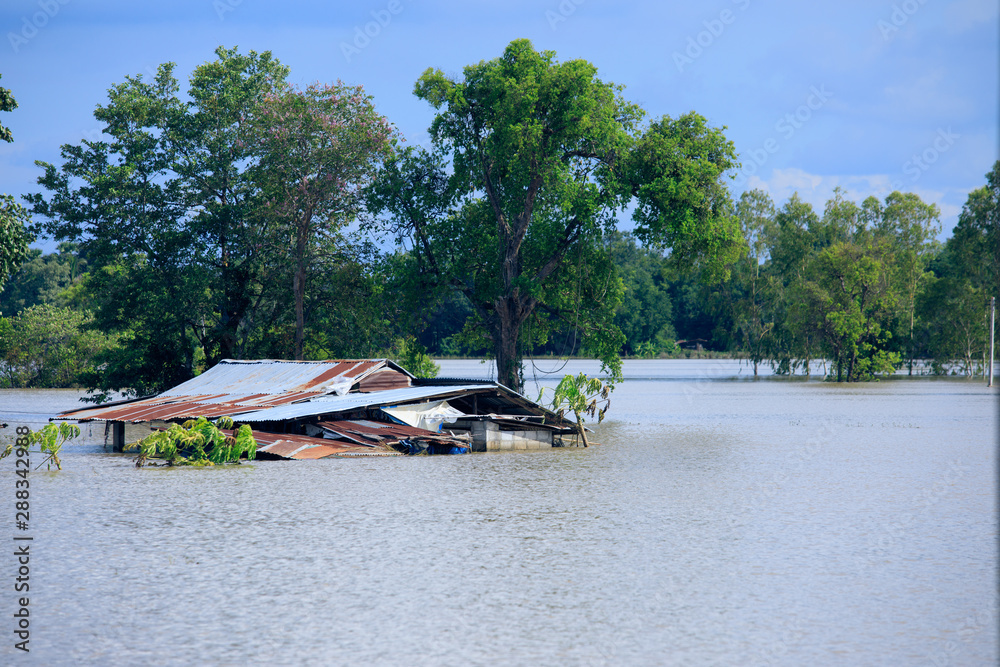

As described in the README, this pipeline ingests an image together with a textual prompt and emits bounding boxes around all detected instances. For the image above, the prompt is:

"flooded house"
[56,359,579,459]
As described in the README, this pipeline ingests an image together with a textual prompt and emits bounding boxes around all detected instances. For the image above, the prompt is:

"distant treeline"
[2,163,997,390]
[0,44,996,395]
[393,170,1000,382]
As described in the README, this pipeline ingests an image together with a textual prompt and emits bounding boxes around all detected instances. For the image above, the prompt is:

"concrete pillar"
[112,422,126,452]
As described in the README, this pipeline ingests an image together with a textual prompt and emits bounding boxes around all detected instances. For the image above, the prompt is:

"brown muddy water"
[0,360,996,666]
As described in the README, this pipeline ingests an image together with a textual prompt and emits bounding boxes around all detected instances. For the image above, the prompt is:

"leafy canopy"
[371,39,741,392]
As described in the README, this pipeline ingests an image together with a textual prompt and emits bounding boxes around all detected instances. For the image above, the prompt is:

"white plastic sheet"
[382,401,465,432]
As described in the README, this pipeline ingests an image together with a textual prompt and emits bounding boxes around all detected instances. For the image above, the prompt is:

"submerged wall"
[110,420,171,452]
[453,419,553,452]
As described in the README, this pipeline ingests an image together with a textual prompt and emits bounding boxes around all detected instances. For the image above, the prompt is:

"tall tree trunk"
[908,305,915,376]
[293,224,308,361]
[293,213,313,361]
[495,296,524,392]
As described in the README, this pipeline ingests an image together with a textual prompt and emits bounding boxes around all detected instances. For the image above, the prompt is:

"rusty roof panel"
[60,359,413,423]
[318,419,444,440]
[157,359,409,398]
[289,445,347,459]
[55,360,574,432]
[66,390,327,423]
[234,385,492,423]
[251,430,400,459]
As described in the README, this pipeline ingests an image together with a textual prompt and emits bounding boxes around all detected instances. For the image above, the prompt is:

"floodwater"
[0,360,996,666]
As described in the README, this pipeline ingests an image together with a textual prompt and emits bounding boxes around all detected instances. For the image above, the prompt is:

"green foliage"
[0,243,88,316]
[0,304,117,388]
[917,275,989,375]
[31,422,80,470]
[390,336,440,378]
[796,240,901,381]
[0,195,33,293]
[1,423,81,471]
[126,416,257,468]
[0,73,16,143]
[726,189,778,374]
[627,113,743,281]
[28,48,290,396]
[688,187,952,381]
[546,373,613,447]
[0,79,32,291]
[255,81,396,360]
[28,47,400,398]
[947,160,1000,299]
[371,39,738,391]
[607,232,676,356]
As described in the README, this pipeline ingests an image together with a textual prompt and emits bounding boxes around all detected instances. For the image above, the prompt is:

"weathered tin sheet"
[59,359,413,423]
[233,385,492,423]
[64,391,326,423]
[158,359,399,397]
[250,431,400,459]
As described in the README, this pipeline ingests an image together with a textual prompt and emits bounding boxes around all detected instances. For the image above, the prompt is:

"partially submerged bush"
[126,416,257,468]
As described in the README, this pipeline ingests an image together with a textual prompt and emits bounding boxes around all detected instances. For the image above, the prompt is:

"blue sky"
[1,0,996,250]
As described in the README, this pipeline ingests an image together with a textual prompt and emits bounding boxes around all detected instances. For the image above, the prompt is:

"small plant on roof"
[126,416,257,468]
[546,373,613,448]
[0,422,81,470]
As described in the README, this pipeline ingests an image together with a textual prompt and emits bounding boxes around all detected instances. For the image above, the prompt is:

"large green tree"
[798,239,901,381]
[872,192,940,373]
[729,189,777,374]
[28,48,295,396]
[255,81,395,359]
[948,160,1000,299]
[369,39,741,391]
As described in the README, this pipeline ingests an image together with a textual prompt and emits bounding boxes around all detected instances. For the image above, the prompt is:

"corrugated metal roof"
[57,359,575,431]
[317,419,470,447]
[233,385,492,423]
[62,391,327,423]
[249,431,402,459]
[159,359,408,396]
[59,359,413,423]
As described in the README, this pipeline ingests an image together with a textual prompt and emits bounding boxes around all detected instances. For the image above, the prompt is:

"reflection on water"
[1,361,996,665]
